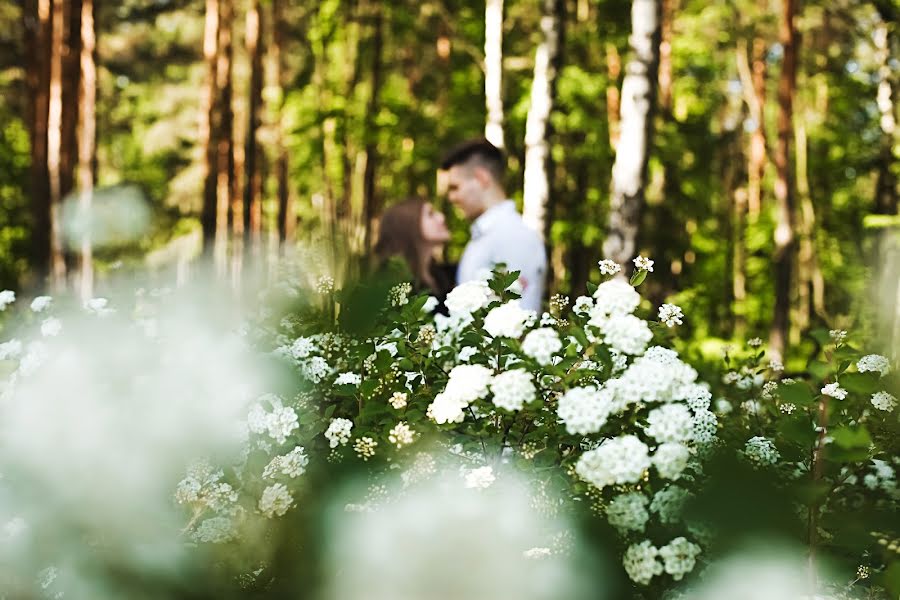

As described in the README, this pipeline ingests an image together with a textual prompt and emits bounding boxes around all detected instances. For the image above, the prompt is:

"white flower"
[389,391,408,409]
[871,391,897,412]
[444,280,495,316]
[483,300,534,339]
[659,537,701,581]
[857,354,890,376]
[748,337,763,347]
[691,409,718,446]
[742,436,780,467]
[652,443,691,480]
[599,314,653,356]
[422,296,439,313]
[598,259,622,276]
[464,466,495,489]
[539,312,556,326]
[658,303,684,327]
[0,290,15,310]
[489,370,536,411]
[523,547,553,559]
[633,255,654,272]
[606,492,649,533]
[388,421,416,448]
[334,371,362,386]
[324,418,354,448]
[645,404,693,443]
[85,297,112,315]
[0,339,23,361]
[315,275,335,294]
[301,356,332,383]
[557,386,613,435]
[572,296,594,315]
[829,329,848,343]
[575,435,650,490]
[267,405,299,444]
[714,398,733,414]
[427,391,467,424]
[353,436,378,460]
[259,483,293,517]
[650,485,691,524]
[622,540,663,585]
[193,516,235,544]
[457,346,478,362]
[389,282,412,306]
[263,446,309,479]
[769,359,784,373]
[290,336,316,359]
[30,296,52,312]
[821,382,847,400]
[590,279,640,318]
[521,328,562,365]
[40,317,62,337]
[443,364,493,404]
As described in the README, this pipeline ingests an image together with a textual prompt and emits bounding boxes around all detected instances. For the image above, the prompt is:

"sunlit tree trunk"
[244,0,264,246]
[200,0,220,254]
[657,0,674,114]
[794,104,825,342]
[216,0,235,268]
[362,3,384,252]
[522,0,562,239]
[768,0,798,362]
[77,0,95,301]
[271,0,293,245]
[23,0,52,286]
[605,42,622,151]
[603,0,661,265]
[484,0,505,148]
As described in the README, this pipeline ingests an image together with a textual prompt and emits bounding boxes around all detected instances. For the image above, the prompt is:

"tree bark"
[603,0,661,265]
[216,0,235,258]
[657,0,674,114]
[522,0,562,239]
[23,0,52,286]
[484,0,505,148]
[244,0,264,245]
[271,0,292,245]
[362,3,385,252]
[200,0,220,254]
[77,0,95,301]
[605,43,622,151]
[768,0,799,362]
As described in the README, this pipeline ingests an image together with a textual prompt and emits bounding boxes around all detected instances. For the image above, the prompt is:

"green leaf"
[776,416,817,447]
[881,560,900,597]
[585,282,598,296]
[629,270,648,286]
[839,372,879,395]
[777,381,815,407]
[830,425,872,450]
[807,360,831,382]
[809,328,831,346]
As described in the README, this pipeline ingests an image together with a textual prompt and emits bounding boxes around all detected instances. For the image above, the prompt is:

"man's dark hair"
[440,138,506,186]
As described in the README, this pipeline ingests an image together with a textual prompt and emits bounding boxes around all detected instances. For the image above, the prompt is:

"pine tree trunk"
[768,0,798,362]
[216,0,235,263]
[522,0,562,239]
[271,0,292,245]
[603,0,661,265]
[657,0,674,114]
[484,0,505,148]
[244,0,264,245]
[362,3,384,252]
[200,0,220,254]
[77,0,95,301]
[23,0,52,286]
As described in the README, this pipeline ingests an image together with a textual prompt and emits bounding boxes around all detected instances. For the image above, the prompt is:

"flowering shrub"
[190,260,723,590]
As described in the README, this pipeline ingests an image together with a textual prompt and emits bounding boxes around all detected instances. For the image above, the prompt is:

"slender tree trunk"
[216,0,235,258]
[244,0,264,245]
[657,0,674,114]
[736,30,769,222]
[77,0,95,301]
[522,0,562,239]
[24,0,52,286]
[271,0,292,245]
[200,0,220,254]
[603,0,661,265]
[484,0,505,148]
[362,3,384,252]
[768,0,798,362]
[605,42,621,151]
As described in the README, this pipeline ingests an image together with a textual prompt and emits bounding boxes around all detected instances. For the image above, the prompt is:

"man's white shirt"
[457,200,547,311]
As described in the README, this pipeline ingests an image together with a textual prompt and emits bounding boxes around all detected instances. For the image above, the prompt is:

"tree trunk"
[603,0,661,265]
[605,42,622,151]
[23,0,52,286]
[736,29,769,222]
[522,0,562,239]
[484,0,505,148]
[77,0,95,301]
[272,0,292,245]
[362,3,385,252]
[216,0,235,263]
[768,0,798,362]
[244,0,264,245]
[657,0,674,114]
[200,0,220,254]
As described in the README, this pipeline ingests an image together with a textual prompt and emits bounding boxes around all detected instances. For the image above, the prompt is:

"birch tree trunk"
[200,0,220,254]
[77,0,95,301]
[522,0,562,238]
[768,0,798,362]
[603,0,661,265]
[484,0,505,148]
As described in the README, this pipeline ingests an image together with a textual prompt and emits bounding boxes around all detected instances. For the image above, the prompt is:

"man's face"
[445,164,487,221]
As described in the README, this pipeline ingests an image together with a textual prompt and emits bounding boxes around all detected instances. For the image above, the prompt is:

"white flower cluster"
[622,540,663,585]
[444,280,495,316]
[248,395,300,444]
[575,435,650,490]
[300,356,332,383]
[659,537,701,581]
[830,329,848,343]
[589,279,640,322]
[572,295,593,315]
[193,515,235,544]
[0,339,23,361]
[30,296,52,313]
[598,259,622,276]
[489,369,537,411]
[464,465,496,489]
[388,421,416,448]
[289,336,316,359]
[857,354,890,376]
[599,314,653,356]
[604,346,699,409]
[334,371,362,386]
[863,459,896,494]
[742,436,780,467]
[325,417,354,448]
[175,460,239,514]
[40,317,62,337]
[650,485,691,524]
[389,391,408,409]
[653,442,691,480]
[606,492,649,533]
[521,327,562,365]
[633,256,654,272]
[645,404,693,443]
[658,304,684,327]
[0,290,15,310]
[483,300,535,339]
[821,382,847,400]
[428,364,492,424]
[871,391,897,412]
[259,483,293,518]
[388,282,412,306]
[263,446,309,479]
[557,386,613,435]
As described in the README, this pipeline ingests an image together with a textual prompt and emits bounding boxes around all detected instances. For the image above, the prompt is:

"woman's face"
[420,203,451,244]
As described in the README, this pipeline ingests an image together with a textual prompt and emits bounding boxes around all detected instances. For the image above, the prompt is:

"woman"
[374,197,454,304]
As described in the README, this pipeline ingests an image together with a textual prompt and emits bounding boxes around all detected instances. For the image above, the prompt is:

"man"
[441,139,547,311]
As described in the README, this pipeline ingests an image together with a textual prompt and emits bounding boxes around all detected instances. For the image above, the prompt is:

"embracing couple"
[374,138,547,312]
